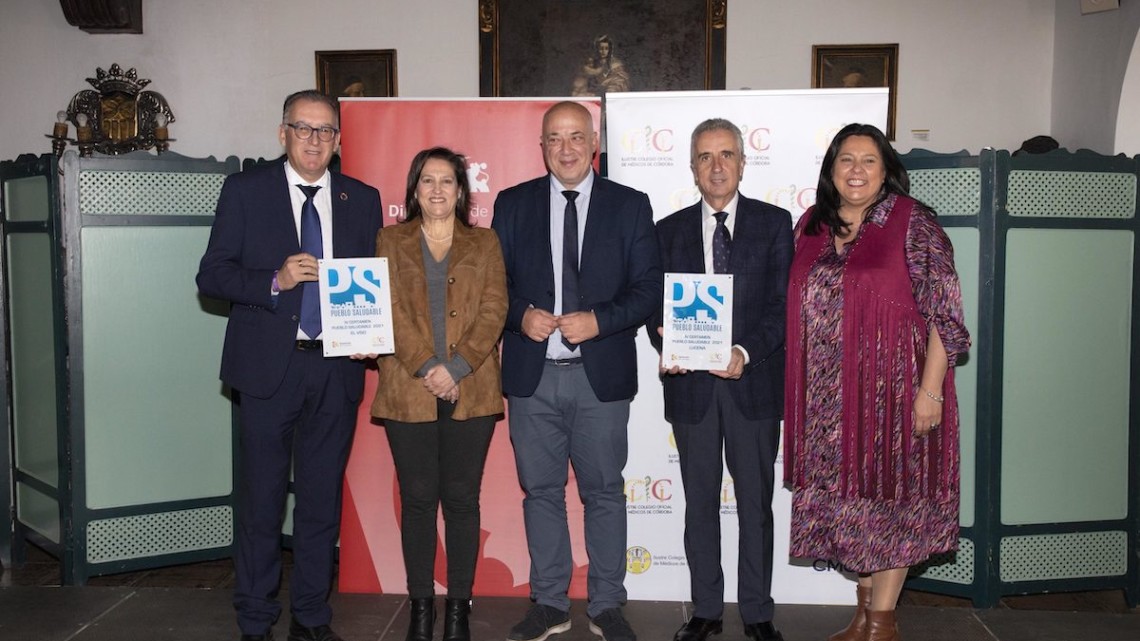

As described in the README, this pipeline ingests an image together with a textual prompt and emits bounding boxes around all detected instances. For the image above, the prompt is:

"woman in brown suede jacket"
[371,147,507,641]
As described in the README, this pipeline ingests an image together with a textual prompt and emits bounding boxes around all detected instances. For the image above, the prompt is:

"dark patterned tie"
[712,211,731,274]
[561,190,580,349]
[298,184,323,339]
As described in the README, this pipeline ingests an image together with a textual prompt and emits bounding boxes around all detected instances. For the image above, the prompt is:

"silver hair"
[689,118,744,165]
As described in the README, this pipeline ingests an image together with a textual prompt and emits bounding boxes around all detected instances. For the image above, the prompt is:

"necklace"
[421,225,453,242]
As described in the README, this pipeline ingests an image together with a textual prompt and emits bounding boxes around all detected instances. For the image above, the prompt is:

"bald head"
[542,101,594,136]
[540,101,598,190]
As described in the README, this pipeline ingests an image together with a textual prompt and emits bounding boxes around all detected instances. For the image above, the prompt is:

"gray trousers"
[508,360,631,618]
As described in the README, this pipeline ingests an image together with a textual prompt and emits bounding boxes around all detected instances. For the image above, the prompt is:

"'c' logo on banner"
[621,126,673,154]
[743,125,772,152]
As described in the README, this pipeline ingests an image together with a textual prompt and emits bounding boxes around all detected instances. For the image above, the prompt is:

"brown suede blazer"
[370,219,507,422]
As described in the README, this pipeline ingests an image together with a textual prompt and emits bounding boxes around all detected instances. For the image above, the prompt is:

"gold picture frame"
[812,44,898,140]
[315,49,398,98]
[478,0,727,97]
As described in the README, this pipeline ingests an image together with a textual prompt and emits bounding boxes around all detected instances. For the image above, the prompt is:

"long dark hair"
[806,123,923,236]
[403,146,474,226]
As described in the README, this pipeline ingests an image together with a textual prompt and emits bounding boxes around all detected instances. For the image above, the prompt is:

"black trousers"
[672,382,780,624]
[384,399,496,599]
[234,348,357,635]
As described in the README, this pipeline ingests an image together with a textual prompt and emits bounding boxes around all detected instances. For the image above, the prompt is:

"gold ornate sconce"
[49,64,175,157]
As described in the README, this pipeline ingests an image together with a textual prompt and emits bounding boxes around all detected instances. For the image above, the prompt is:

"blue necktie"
[298,184,323,339]
[712,211,731,274]
[561,190,579,349]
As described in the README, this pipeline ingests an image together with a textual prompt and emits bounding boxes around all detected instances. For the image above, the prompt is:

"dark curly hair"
[402,146,474,227]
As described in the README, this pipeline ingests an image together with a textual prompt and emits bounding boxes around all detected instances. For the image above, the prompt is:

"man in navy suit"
[492,101,661,641]
[197,90,382,641]
[650,119,793,641]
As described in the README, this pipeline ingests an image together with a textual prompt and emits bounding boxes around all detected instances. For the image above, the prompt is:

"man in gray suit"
[493,101,662,641]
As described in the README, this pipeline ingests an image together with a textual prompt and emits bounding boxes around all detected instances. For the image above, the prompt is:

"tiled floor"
[1,546,1137,641]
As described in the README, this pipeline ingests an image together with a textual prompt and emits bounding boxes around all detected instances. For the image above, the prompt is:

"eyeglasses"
[285,122,339,142]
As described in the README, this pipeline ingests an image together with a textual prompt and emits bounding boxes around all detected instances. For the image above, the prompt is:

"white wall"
[1053,0,1140,154]
[1116,27,1140,154]
[0,0,1129,162]
[0,0,477,162]
[729,0,1055,154]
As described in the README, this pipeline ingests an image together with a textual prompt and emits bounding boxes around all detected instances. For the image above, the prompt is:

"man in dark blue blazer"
[492,101,661,641]
[649,119,793,641]
[197,91,382,641]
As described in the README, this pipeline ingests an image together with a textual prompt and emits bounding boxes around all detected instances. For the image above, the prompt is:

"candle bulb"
[52,111,69,139]
[154,112,169,141]
[76,113,92,142]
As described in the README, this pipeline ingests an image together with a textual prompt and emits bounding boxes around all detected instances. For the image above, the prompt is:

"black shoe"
[673,616,723,641]
[507,604,572,641]
[407,598,435,641]
[442,598,471,641]
[743,621,784,641]
[287,619,344,641]
[240,633,275,641]
[588,608,636,641]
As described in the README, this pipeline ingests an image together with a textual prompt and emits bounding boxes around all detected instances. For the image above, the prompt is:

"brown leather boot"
[827,585,872,641]
[865,609,900,641]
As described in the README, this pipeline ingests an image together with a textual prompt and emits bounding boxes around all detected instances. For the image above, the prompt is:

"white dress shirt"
[547,171,594,360]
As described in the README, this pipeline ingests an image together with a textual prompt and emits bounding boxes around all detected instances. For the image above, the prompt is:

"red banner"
[337,98,602,596]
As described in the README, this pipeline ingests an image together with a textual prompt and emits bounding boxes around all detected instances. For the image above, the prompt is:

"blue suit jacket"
[650,195,793,422]
[492,173,662,402]
[197,162,383,400]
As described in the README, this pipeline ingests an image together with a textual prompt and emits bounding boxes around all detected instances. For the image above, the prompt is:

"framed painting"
[478,0,726,97]
[315,49,398,98]
[812,44,898,139]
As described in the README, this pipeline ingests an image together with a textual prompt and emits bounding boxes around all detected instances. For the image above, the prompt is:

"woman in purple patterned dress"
[784,124,970,641]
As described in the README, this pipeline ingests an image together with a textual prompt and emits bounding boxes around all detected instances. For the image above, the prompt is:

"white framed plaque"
[661,272,733,371]
[318,257,395,357]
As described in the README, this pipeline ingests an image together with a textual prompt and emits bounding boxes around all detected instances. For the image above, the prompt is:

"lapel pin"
[340,192,348,201]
